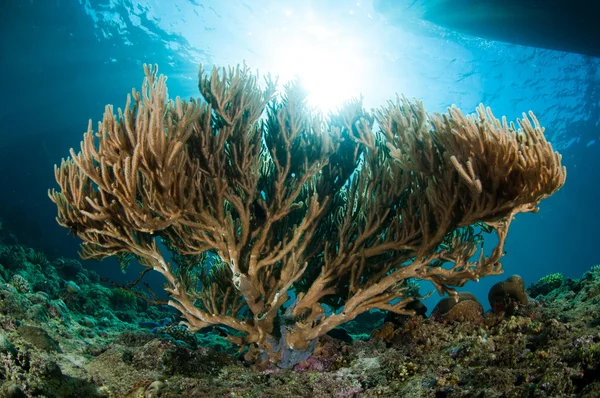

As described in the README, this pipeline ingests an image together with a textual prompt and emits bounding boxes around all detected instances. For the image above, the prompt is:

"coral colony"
[50,64,564,364]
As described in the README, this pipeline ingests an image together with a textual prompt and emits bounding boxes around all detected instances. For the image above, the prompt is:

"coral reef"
[49,64,565,365]
[0,219,599,396]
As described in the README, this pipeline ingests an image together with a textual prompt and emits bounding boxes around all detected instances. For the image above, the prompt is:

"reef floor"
[0,226,599,397]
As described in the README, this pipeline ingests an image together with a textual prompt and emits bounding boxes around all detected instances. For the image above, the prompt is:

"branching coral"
[49,64,566,366]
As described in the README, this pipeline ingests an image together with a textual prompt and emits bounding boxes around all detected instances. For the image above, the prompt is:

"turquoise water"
[1,0,598,314]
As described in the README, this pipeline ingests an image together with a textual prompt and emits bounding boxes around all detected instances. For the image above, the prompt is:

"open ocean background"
[1,0,598,312]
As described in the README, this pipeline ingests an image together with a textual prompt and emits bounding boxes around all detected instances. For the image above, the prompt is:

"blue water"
[1,0,598,314]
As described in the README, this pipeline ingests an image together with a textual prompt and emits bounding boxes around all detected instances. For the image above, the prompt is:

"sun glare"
[266,26,368,112]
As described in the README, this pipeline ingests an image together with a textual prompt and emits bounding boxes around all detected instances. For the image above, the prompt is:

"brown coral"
[49,64,566,365]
